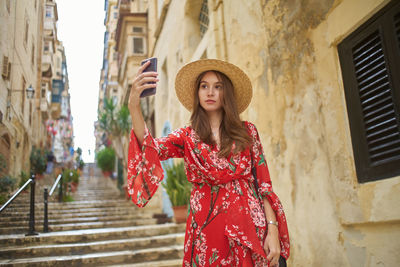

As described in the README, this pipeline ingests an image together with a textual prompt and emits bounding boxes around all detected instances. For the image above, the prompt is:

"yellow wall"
[0,0,47,176]
[147,0,400,265]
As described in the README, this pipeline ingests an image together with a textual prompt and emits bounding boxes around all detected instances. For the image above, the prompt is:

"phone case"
[140,57,157,98]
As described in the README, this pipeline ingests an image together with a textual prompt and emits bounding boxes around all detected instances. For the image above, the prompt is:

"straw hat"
[175,59,252,114]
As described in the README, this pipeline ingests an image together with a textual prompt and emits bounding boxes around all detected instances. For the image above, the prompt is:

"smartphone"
[140,57,157,98]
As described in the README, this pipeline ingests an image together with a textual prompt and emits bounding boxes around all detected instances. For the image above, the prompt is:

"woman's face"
[198,71,224,113]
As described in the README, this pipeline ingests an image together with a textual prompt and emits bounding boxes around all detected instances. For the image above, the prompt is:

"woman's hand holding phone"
[128,59,158,145]
[128,59,159,114]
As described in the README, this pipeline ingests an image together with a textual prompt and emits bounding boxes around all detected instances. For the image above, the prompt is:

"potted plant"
[0,175,16,205]
[162,162,192,223]
[29,146,47,179]
[96,147,116,177]
[18,171,30,193]
[62,168,80,193]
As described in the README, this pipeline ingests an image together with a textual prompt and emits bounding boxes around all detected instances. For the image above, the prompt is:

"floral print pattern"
[127,121,290,266]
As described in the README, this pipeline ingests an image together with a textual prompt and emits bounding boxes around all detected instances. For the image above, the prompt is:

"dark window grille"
[133,37,144,54]
[338,0,400,183]
[133,27,143,33]
[199,0,209,37]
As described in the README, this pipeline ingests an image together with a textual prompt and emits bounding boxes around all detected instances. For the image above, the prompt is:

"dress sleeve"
[247,122,291,260]
[127,125,185,207]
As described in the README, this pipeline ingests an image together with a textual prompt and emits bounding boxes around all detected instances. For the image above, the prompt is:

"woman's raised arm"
[128,60,158,145]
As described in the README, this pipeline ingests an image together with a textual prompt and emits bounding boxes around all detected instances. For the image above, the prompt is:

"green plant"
[30,146,47,175]
[78,159,85,170]
[0,176,16,193]
[96,147,116,172]
[162,162,192,207]
[75,147,85,170]
[0,154,6,174]
[63,195,74,202]
[18,171,30,189]
[62,168,79,184]
[98,98,131,137]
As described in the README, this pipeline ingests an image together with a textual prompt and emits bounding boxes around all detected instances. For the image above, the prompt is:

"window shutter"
[352,30,400,165]
[338,0,400,183]
[133,37,144,54]
[7,62,11,80]
[2,56,8,79]
[395,12,400,50]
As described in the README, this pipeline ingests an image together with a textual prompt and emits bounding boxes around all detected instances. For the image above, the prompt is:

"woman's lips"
[205,100,216,103]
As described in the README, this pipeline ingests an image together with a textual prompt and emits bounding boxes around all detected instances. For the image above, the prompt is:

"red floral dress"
[127,121,290,266]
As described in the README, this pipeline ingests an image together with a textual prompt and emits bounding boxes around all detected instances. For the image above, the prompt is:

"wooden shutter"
[338,0,400,183]
[2,56,8,79]
[7,62,11,80]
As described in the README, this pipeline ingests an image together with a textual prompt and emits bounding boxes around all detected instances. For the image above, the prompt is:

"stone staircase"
[0,166,185,266]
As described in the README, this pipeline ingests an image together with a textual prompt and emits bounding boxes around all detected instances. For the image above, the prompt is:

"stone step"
[0,245,183,266]
[1,205,140,215]
[0,210,153,222]
[0,232,184,258]
[0,213,155,227]
[107,259,182,267]
[0,217,160,234]
[4,200,136,210]
[0,223,186,247]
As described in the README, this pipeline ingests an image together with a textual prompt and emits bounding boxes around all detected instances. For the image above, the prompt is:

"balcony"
[44,20,56,36]
[42,54,53,78]
[51,102,61,120]
[119,0,131,12]
[40,98,50,120]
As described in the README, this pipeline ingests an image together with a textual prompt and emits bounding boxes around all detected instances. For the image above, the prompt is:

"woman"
[127,59,290,266]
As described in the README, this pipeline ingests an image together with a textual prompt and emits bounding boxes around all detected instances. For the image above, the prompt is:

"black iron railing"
[0,174,38,236]
[43,173,63,233]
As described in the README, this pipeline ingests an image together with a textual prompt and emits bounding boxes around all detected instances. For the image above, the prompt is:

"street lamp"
[8,84,35,99]
[6,85,36,120]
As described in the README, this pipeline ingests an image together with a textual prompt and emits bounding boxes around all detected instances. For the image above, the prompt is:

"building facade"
[0,0,74,179]
[100,0,400,265]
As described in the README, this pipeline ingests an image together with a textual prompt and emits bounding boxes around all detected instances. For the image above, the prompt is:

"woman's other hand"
[264,224,281,267]
[128,60,159,113]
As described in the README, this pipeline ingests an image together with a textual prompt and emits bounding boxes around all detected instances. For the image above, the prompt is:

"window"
[22,76,26,114]
[44,42,49,52]
[46,6,52,18]
[199,0,209,37]
[2,56,9,80]
[6,0,10,13]
[133,37,144,54]
[24,19,29,45]
[133,27,143,33]
[29,103,32,125]
[338,0,400,183]
[31,43,35,65]
[113,12,118,19]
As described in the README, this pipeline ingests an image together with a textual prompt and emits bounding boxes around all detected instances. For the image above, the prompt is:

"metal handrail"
[43,173,63,233]
[0,178,32,213]
[0,174,38,236]
[49,174,62,196]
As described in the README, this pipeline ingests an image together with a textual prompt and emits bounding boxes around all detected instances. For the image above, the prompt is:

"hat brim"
[175,59,252,114]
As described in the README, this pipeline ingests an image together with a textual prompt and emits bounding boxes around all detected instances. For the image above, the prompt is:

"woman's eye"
[200,84,207,89]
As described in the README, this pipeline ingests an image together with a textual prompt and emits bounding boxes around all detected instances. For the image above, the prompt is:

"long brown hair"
[190,70,251,158]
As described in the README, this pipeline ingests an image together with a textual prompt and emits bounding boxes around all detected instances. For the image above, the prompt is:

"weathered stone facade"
[0,0,46,176]
[0,0,74,180]
[103,0,400,265]
[145,0,400,266]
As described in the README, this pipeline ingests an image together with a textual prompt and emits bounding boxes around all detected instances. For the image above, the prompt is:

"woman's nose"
[207,87,214,95]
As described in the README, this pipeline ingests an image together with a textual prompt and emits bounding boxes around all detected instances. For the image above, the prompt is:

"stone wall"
[148,0,400,265]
